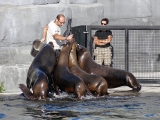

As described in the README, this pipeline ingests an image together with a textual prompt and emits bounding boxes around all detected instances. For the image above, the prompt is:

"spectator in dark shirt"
[93,18,113,67]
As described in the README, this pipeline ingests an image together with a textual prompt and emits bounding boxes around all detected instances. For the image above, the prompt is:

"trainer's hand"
[66,34,73,41]
[40,38,45,43]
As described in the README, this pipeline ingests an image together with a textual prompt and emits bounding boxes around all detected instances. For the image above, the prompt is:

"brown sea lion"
[68,42,108,96]
[76,44,141,92]
[54,41,86,99]
[19,44,56,100]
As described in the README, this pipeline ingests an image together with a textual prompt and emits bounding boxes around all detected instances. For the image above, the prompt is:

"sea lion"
[68,42,108,96]
[30,39,45,57]
[76,44,141,92]
[53,41,86,99]
[19,44,56,100]
[19,70,50,100]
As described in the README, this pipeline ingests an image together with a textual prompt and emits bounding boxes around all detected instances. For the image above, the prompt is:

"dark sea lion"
[68,42,108,96]
[76,45,141,92]
[19,44,56,100]
[30,39,45,57]
[54,41,86,99]
[19,70,50,100]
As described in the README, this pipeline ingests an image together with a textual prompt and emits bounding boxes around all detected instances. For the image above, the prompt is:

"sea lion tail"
[19,84,33,99]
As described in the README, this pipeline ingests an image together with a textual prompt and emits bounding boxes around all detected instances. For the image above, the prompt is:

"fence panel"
[129,30,160,80]
[72,25,160,82]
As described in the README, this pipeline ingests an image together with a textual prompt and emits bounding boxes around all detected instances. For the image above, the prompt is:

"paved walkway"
[108,83,160,96]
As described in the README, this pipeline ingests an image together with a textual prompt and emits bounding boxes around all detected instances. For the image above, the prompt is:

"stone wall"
[98,0,160,25]
[0,0,103,93]
[60,0,98,4]
[0,0,60,5]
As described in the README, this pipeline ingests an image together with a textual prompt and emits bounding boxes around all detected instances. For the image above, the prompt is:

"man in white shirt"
[40,14,73,47]
[40,14,73,59]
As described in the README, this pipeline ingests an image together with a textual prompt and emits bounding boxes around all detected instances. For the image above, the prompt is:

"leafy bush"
[0,82,5,93]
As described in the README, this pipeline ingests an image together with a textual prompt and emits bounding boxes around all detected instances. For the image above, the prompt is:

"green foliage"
[0,81,5,93]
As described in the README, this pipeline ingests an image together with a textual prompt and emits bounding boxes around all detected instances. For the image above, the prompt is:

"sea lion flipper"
[84,85,96,97]
[48,93,55,98]
[19,84,33,99]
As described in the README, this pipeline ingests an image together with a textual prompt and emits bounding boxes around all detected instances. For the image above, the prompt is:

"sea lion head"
[71,41,77,51]
[61,41,72,51]
[76,44,88,57]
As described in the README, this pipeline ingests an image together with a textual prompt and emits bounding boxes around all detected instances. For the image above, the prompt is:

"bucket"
[30,39,45,57]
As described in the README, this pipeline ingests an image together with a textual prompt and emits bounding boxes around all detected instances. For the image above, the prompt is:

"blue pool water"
[0,88,160,120]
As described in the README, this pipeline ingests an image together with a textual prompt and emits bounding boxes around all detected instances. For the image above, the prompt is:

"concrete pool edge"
[0,84,160,95]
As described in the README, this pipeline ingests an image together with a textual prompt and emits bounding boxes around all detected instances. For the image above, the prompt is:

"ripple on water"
[0,92,160,119]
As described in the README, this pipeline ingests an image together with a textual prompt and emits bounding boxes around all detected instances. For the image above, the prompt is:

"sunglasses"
[58,20,65,24]
[101,23,107,25]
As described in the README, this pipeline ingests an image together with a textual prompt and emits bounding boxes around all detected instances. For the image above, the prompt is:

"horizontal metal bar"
[87,25,160,30]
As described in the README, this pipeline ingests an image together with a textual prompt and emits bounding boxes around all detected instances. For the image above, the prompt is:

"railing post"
[125,29,129,71]
[87,26,92,55]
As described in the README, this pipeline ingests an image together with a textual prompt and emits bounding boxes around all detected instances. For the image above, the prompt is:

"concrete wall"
[0,0,103,93]
[97,0,160,25]
[0,0,60,5]
[60,0,98,4]
[0,0,160,92]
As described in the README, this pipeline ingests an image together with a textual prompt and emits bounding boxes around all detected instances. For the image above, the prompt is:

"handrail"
[87,25,160,30]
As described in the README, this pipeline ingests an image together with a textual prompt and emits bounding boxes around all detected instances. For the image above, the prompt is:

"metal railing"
[86,25,160,81]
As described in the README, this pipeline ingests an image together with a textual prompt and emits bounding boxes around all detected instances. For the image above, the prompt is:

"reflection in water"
[0,92,160,120]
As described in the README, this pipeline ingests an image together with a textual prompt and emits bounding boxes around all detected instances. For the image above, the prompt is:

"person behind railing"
[40,14,73,60]
[93,18,113,67]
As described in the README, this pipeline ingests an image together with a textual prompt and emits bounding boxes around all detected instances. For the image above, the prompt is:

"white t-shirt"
[46,21,66,49]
